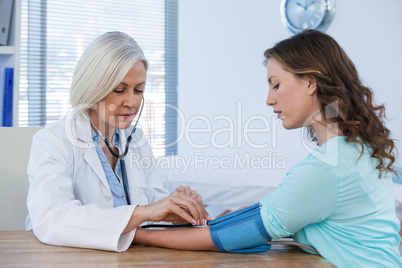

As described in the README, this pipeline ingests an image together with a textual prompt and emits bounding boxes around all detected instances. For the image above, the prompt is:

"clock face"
[284,0,327,32]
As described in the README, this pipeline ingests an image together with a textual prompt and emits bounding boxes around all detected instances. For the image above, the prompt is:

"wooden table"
[0,231,335,267]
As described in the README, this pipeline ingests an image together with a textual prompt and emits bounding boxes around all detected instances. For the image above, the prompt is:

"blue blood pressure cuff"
[208,203,272,253]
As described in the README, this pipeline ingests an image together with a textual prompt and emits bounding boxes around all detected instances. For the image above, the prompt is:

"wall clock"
[281,0,336,34]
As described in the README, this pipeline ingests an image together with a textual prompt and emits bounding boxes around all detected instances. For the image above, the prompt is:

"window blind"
[19,0,178,157]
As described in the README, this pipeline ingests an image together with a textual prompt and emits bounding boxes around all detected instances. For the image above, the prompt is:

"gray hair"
[70,31,148,112]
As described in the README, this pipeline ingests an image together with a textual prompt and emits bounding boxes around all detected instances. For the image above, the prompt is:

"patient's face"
[265,58,319,130]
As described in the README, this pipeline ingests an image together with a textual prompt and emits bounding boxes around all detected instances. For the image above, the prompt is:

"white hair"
[70,31,148,112]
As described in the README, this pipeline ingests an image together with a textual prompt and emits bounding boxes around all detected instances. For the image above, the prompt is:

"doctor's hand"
[171,186,211,225]
[174,185,202,202]
[130,189,211,228]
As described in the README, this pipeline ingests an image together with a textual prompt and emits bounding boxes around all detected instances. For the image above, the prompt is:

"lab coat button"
[105,194,112,201]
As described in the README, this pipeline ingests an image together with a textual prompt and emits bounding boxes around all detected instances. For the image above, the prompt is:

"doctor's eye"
[134,86,145,94]
[114,87,125,93]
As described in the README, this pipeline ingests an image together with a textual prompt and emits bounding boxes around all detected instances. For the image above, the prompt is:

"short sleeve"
[260,155,340,239]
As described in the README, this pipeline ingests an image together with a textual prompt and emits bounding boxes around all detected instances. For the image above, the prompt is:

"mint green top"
[260,136,402,267]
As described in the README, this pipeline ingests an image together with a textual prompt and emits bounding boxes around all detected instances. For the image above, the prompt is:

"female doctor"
[25,31,210,252]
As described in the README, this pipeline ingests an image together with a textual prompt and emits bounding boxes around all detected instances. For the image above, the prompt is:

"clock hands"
[296,0,317,10]
[305,0,317,9]
[296,2,306,9]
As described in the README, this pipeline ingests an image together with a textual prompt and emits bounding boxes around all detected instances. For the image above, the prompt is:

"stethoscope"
[87,97,145,206]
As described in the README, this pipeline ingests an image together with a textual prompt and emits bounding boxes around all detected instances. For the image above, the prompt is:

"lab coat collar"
[83,146,110,192]
[75,112,94,144]
[63,109,94,145]
[64,110,111,192]
[65,110,145,200]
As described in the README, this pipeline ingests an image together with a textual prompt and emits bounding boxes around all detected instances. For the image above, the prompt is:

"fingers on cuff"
[171,204,197,225]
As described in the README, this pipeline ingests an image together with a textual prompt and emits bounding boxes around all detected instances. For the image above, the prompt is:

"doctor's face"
[265,58,319,130]
[90,61,146,133]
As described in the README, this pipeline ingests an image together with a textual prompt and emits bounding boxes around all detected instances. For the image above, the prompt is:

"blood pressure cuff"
[208,203,272,253]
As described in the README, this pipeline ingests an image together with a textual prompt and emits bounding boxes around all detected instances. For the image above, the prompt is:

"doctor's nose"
[124,92,140,109]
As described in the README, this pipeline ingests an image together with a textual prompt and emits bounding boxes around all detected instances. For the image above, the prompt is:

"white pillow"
[155,156,284,210]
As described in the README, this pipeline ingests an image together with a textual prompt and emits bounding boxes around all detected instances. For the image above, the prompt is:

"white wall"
[176,0,402,177]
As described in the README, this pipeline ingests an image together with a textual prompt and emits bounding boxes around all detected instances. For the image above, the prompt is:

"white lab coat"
[25,111,169,252]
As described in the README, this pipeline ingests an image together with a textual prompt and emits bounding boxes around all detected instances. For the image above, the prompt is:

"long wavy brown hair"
[264,29,397,177]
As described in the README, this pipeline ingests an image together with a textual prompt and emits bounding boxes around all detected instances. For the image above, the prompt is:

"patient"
[132,30,402,267]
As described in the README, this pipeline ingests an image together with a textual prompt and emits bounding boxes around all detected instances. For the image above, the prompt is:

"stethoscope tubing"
[88,97,145,206]
[119,158,131,205]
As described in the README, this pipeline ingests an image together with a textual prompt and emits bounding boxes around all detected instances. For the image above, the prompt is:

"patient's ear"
[307,76,317,96]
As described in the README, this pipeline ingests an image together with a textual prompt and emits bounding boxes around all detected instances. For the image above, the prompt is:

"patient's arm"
[133,227,218,251]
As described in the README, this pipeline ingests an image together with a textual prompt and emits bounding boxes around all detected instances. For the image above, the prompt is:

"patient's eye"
[273,84,279,90]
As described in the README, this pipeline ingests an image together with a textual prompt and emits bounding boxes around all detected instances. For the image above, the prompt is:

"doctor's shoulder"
[31,116,81,156]
[28,117,77,171]
[32,117,67,144]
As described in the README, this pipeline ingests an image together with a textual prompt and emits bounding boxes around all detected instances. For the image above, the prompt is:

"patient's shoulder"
[285,154,339,186]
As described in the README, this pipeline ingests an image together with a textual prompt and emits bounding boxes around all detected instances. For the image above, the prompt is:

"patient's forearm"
[133,227,218,251]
